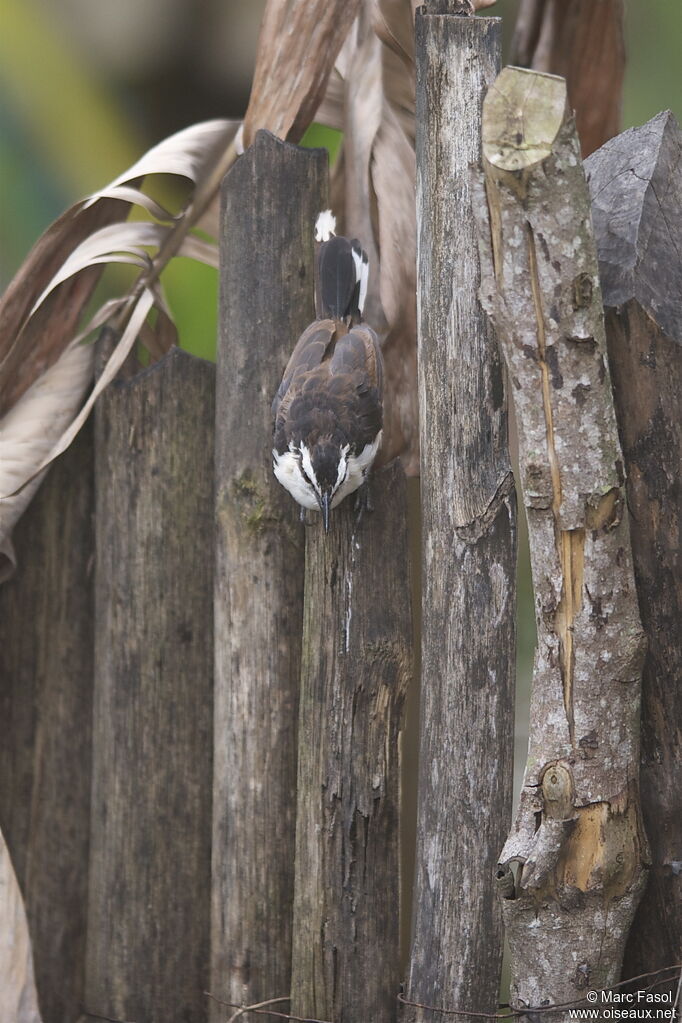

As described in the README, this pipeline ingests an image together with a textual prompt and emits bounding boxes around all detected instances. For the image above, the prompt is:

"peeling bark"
[474,68,647,1014]
[586,112,682,993]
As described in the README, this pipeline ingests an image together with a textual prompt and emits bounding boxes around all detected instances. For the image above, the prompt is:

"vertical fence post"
[290,462,412,1023]
[85,349,215,1022]
[475,67,648,1008]
[0,426,94,1023]
[406,8,515,1021]
[212,130,327,1016]
[586,111,682,991]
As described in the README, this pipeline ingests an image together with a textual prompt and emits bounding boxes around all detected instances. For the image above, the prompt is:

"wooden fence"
[0,11,680,1023]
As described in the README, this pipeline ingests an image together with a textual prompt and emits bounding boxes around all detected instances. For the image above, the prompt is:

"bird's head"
[299,439,350,533]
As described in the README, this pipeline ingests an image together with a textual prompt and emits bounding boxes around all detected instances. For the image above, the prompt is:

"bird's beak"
[320,492,331,534]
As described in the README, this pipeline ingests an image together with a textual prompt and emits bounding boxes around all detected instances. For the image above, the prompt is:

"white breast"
[272,449,319,509]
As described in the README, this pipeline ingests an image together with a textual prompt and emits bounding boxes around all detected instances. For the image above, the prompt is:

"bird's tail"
[314,210,369,323]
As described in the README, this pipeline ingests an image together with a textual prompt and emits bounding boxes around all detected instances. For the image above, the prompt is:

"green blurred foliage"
[2,0,681,338]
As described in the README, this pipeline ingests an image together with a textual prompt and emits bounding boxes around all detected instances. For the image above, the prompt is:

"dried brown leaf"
[0,120,239,423]
[511,0,625,157]
[0,338,94,580]
[0,197,129,418]
[84,119,240,204]
[243,0,362,147]
[5,290,155,500]
[0,830,42,1021]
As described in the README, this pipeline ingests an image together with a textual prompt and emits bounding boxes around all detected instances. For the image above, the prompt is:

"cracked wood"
[475,67,647,1015]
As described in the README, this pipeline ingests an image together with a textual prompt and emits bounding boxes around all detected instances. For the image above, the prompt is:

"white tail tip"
[315,209,336,243]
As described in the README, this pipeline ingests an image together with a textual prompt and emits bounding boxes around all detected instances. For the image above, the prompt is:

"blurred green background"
[0,0,680,815]
[2,0,680,352]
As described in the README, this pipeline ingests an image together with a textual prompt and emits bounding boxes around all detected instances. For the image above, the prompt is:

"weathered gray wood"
[212,130,327,1017]
[405,13,515,1022]
[475,68,647,1015]
[0,426,93,1023]
[86,348,214,1023]
[586,111,682,995]
[290,461,411,1023]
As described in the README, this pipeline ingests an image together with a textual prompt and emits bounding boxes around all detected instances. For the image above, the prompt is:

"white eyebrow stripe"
[300,443,321,494]
[334,444,350,491]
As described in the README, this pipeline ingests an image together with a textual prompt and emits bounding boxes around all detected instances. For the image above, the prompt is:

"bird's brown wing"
[328,324,383,400]
[326,324,384,452]
[271,318,337,419]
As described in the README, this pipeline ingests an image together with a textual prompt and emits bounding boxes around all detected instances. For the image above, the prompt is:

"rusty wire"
[86,964,682,1023]
[200,963,681,1023]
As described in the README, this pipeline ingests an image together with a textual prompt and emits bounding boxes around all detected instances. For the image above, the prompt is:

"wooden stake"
[586,110,682,993]
[406,11,516,1022]
[86,348,214,1022]
[475,67,647,1009]
[0,426,93,1023]
[291,462,411,1023]
[212,131,327,1017]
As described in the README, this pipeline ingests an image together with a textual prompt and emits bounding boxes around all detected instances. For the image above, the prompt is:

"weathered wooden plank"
[586,111,682,995]
[0,425,93,1023]
[212,130,327,1017]
[290,461,411,1023]
[405,13,515,1022]
[85,348,214,1023]
[475,67,647,1013]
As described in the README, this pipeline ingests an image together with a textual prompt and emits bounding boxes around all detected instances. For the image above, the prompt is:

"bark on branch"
[474,67,648,1013]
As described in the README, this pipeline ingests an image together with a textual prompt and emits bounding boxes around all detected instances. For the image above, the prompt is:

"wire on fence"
[202,964,681,1023]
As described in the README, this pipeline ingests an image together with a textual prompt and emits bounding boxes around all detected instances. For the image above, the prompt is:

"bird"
[272,211,384,533]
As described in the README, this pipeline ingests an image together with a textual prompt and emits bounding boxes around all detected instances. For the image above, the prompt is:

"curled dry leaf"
[0,197,130,419]
[0,339,95,580]
[6,290,156,506]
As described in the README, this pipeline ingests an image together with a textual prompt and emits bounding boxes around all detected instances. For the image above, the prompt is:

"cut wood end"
[483,67,567,172]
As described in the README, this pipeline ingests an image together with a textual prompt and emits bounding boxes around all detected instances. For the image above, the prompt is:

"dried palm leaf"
[0,337,95,580]
[0,121,239,558]
[243,0,363,147]
[0,829,42,1023]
